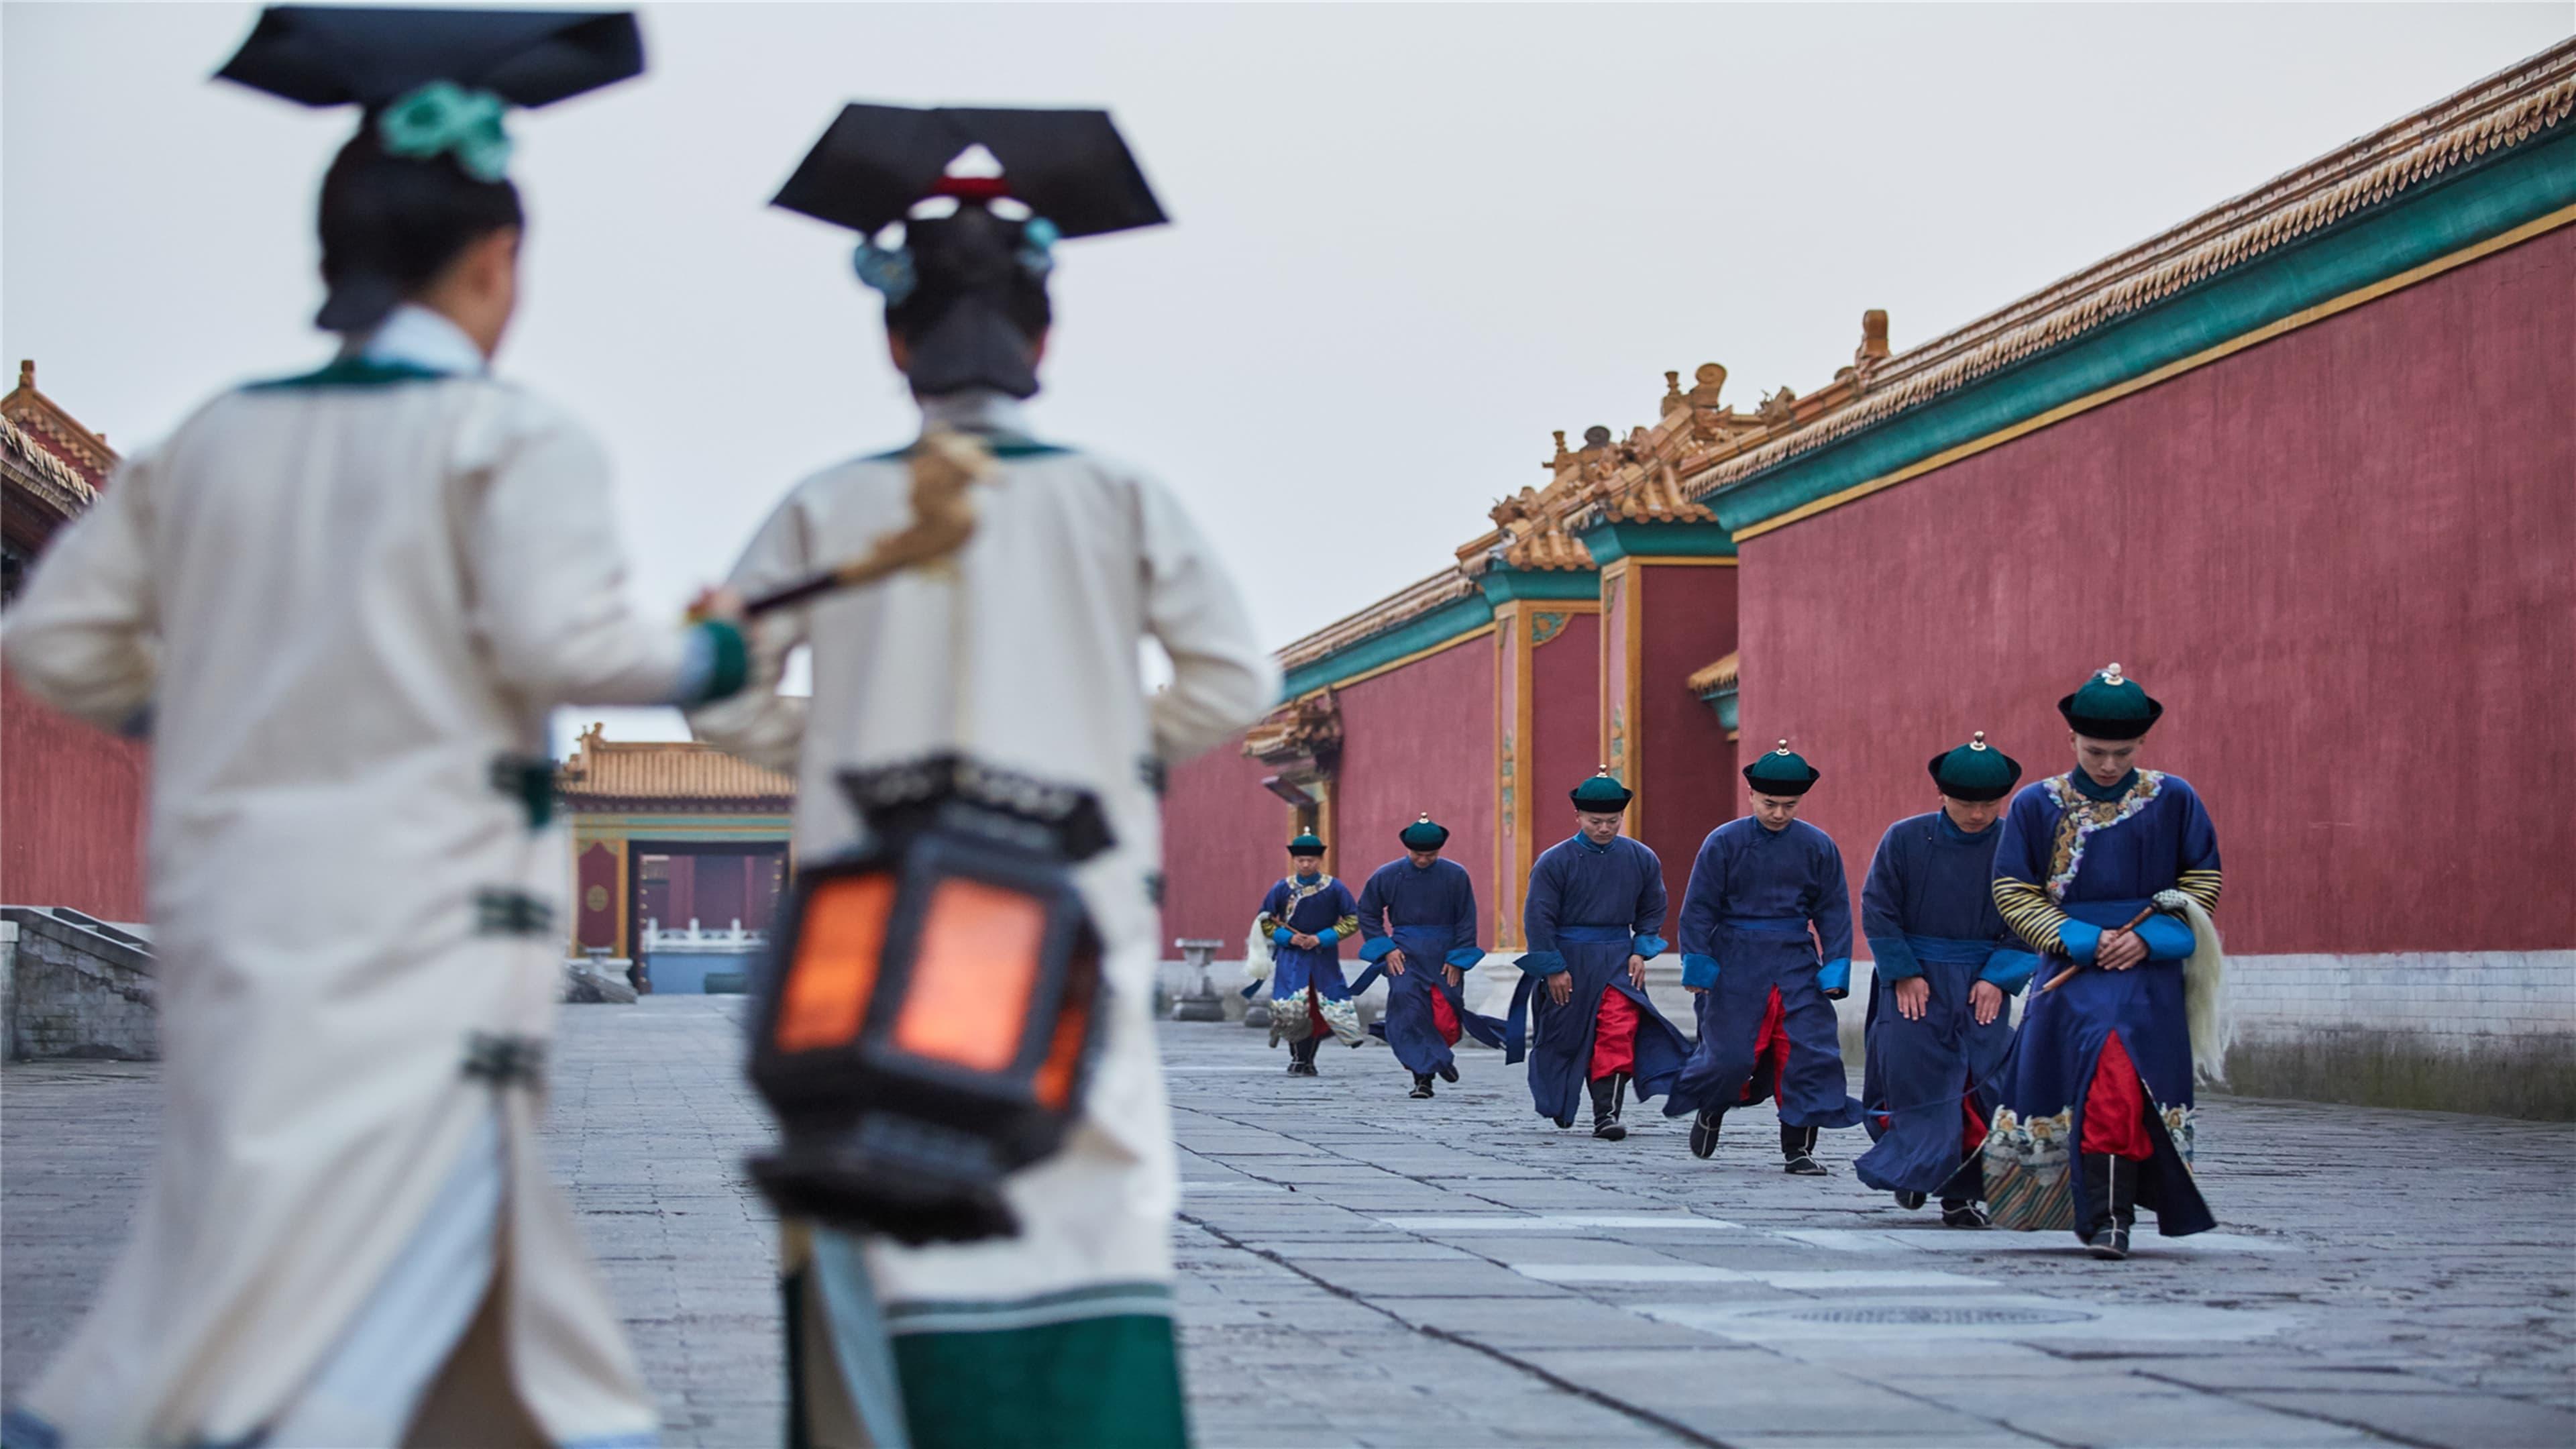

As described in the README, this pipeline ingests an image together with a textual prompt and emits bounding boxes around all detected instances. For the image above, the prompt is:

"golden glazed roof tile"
[1685,652,1739,695]
[1682,42,2576,497]
[557,724,795,808]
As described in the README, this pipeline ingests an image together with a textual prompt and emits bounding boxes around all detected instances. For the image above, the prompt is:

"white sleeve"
[1136,476,1278,761]
[685,491,812,771]
[1,451,160,731]
[462,402,693,707]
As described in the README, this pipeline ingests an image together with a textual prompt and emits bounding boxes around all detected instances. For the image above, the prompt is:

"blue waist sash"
[1555,924,1635,945]
[1720,914,1811,938]
[1904,933,1995,965]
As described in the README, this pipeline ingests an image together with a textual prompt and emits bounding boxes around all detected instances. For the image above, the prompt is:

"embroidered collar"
[2041,769,2165,902]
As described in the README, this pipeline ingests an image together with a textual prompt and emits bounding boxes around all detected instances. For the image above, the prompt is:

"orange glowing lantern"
[748,753,1110,1244]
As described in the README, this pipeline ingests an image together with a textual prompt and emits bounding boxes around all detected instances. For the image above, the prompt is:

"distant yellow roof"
[558,724,794,809]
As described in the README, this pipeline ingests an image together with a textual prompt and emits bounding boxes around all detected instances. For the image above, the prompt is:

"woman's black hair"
[883,204,1053,398]
[314,125,523,333]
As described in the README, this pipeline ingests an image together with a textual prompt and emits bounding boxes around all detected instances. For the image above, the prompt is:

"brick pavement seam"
[1176,1211,1728,1449]
[2132,1372,2435,1448]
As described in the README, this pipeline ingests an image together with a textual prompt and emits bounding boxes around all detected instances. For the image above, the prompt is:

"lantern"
[748,753,1112,1244]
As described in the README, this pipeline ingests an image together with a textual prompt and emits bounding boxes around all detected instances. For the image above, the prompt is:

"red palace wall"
[1737,225,2576,957]
[1332,635,1497,925]
[0,670,149,918]
[1158,733,1284,950]
[1522,612,1601,908]
[1632,564,1741,902]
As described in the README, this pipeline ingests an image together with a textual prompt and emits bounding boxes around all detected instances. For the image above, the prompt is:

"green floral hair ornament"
[378,80,513,182]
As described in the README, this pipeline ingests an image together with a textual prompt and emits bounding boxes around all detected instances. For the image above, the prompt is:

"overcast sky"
[5,2,2565,749]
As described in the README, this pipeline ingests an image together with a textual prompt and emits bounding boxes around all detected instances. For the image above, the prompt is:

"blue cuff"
[670,619,749,706]
[1980,949,2041,994]
[1358,936,1396,963]
[1316,928,1339,948]
[2135,914,2196,961]
[1680,953,1719,990]
[1515,951,1566,976]
[1865,934,1923,981]
[1271,927,1295,947]
[1816,957,1851,994]
[1444,947,1485,971]
[1631,934,1668,960]
[2058,919,2102,964]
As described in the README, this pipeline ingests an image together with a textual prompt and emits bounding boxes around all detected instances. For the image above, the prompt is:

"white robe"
[1,313,684,1447]
[688,389,1275,1338]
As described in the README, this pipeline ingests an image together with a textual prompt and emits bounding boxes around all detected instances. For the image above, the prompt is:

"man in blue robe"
[1256,831,1362,1076]
[1509,772,1693,1140]
[1354,814,1507,1098]
[1984,664,2224,1259]
[1662,742,1863,1175]
[1854,733,2041,1226]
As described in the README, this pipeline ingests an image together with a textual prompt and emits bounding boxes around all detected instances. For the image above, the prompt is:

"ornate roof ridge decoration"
[557,721,796,808]
[2,415,99,527]
[1681,40,2576,499]
[1242,688,1342,775]
[1,360,119,486]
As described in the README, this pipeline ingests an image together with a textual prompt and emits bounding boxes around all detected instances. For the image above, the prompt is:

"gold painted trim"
[1617,555,1739,568]
[1733,205,2576,543]
[1292,622,1495,702]
[1493,600,1537,949]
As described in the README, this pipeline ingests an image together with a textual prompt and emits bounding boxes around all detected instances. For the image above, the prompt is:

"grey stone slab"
[2233,1391,2576,1448]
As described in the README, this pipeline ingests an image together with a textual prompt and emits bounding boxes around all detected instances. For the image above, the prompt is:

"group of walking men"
[1254,661,2224,1258]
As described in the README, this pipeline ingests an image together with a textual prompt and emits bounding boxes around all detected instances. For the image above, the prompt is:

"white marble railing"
[641,918,767,951]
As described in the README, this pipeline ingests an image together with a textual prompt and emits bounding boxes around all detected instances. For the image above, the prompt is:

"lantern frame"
[746,754,1111,1244]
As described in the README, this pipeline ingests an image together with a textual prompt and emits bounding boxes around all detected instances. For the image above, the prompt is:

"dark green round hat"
[1743,739,1819,797]
[1287,830,1326,856]
[2058,661,2162,739]
[1399,814,1450,851]
[1927,731,2023,802]
[1569,769,1633,811]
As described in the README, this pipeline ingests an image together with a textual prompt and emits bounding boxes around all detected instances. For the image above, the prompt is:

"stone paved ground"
[7,996,2572,1447]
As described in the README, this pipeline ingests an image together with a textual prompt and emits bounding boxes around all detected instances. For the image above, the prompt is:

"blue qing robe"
[1986,769,2223,1239]
[1258,872,1360,1026]
[1662,818,1866,1130]
[1852,811,2038,1197]
[1509,835,1692,1128]
[1353,857,1507,1077]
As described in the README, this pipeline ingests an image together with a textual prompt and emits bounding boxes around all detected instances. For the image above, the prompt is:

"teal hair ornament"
[1016,217,1061,277]
[852,238,917,305]
[378,80,513,183]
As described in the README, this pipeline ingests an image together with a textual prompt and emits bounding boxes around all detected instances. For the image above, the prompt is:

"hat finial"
[1416,812,1431,823]
[2102,662,2125,686]
[1970,731,1987,751]
[1774,739,1792,755]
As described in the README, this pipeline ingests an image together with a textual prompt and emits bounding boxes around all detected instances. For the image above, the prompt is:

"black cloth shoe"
[1941,1200,1990,1228]
[1688,1108,1724,1160]
[1589,1075,1627,1141]
[1781,1124,1825,1175]
[2088,1224,2131,1259]
[1410,1075,1436,1099]
[1894,1190,1928,1210]
[1436,1062,1460,1083]
[2079,1152,2139,1252]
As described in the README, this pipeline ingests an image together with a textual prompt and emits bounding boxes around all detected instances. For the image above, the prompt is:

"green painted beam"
[1708,127,2576,535]
[1476,567,1603,604]
[1278,592,1495,700]
[1576,519,1737,564]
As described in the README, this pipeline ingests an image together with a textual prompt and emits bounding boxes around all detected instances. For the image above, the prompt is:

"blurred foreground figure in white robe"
[1,9,746,1446]
[690,104,1276,1449]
